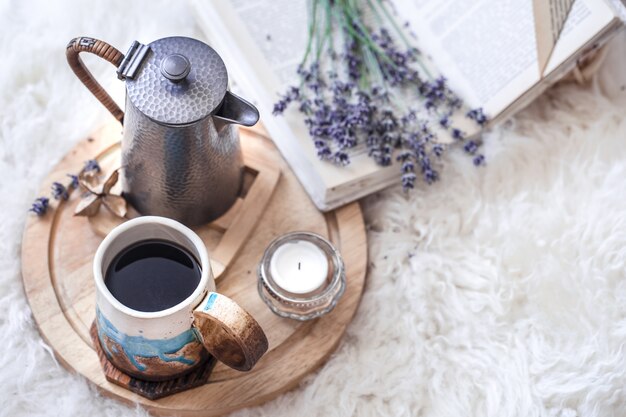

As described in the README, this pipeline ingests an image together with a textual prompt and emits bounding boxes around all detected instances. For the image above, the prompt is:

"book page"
[545,0,615,72]
[227,0,306,85]
[533,0,575,74]
[392,0,615,118]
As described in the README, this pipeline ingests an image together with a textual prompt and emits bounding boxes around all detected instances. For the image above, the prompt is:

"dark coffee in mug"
[104,239,202,312]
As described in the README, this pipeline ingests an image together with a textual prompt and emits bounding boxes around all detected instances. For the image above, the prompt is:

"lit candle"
[269,240,329,294]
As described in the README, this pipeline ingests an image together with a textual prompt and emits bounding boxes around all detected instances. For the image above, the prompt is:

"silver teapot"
[66,36,259,226]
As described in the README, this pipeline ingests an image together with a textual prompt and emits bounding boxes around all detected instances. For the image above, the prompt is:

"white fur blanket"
[1,1,626,416]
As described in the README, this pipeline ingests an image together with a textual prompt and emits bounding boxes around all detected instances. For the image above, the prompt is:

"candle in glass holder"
[258,232,346,321]
[269,240,329,294]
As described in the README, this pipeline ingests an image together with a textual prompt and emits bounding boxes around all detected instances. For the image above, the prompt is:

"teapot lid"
[122,36,228,125]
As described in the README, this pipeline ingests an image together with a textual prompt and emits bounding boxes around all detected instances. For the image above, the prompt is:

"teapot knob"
[160,53,191,83]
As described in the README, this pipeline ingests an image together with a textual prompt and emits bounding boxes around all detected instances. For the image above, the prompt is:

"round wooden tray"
[21,124,367,416]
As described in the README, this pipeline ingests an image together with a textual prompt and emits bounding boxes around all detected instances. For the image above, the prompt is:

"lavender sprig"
[273,0,488,191]
[29,197,49,216]
[83,159,101,174]
[67,174,79,189]
[28,161,100,216]
[51,182,69,200]
[467,108,488,126]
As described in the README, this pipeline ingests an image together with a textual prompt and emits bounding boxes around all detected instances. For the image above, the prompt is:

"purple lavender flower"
[334,151,350,166]
[29,197,49,216]
[401,172,416,191]
[51,182,69,200]
[314,139,332,160]
[451,128,465,140]
[466,108,488,126]
[67,174,79,189]
[423,167,438,184]
[273,100,288,115]
[464,140,478,154]
[473,154,485,166]
[343,40,362,81]
[420,76,462,113]
[273,87,300,115]
[84,159,101,173]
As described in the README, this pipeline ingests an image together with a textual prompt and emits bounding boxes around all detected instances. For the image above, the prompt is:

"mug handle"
[193,292,269,371]
[66,37,125,123]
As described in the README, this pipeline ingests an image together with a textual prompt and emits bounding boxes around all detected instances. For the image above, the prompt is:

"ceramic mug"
[93,216,268,381]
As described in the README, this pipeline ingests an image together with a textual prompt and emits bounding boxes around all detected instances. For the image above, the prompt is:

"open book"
[193,0,624,211]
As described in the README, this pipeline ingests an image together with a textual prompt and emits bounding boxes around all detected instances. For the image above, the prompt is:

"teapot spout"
[214,91,260,127]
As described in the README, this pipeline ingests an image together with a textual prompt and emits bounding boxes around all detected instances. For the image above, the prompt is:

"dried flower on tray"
[273,0,488,190]
[74,169,127,218]
[51,182,69,201]
[83,159,101,174]
[29,197,49,216]
[28,158,125,219]
[67,174,79,189]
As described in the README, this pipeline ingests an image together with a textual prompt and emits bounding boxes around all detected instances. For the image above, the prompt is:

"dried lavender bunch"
[28,159,103,216]
[273,0,487,190]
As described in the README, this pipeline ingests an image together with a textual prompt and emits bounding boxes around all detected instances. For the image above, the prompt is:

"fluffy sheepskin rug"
[1,1,625,416]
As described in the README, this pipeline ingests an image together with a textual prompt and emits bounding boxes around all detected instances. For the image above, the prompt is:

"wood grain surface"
[21,124,368,416]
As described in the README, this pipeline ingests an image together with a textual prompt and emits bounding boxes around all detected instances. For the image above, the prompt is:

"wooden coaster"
[90,322,217,400]
[21,123,368,416]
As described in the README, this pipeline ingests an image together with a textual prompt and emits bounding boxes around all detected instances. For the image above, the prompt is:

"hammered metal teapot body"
[67,36,259,226]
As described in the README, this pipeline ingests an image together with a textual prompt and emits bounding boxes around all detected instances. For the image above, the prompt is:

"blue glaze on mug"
[96,308,199,371]
[203,292,218,311]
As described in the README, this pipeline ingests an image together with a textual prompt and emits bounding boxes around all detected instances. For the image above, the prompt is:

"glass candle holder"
[257,232,346,321]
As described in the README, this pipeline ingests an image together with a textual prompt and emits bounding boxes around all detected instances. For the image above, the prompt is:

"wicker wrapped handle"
[66,37,125,123]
